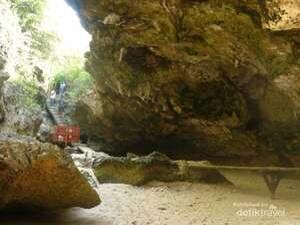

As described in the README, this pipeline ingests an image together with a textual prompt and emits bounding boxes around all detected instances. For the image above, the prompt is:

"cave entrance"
[40,0,92,143]
[43,0,90,57]
[42,0,92,89]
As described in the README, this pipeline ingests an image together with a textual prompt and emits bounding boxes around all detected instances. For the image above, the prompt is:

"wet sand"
[2,181,300,225]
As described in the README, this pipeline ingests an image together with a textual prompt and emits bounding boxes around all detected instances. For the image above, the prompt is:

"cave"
[0,0,300,224]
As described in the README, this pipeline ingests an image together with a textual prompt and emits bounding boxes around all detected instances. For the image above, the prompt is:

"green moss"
[183,5,264,56]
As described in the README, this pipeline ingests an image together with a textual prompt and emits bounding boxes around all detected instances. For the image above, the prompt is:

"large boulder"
[72,0,300,159]
[0,134,100,210]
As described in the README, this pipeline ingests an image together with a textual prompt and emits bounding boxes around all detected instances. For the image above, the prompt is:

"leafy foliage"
[10,0,44,31]
[51,56,92,99]
[30,29,58,59]
[9,77,43,110]
[10,0,57,59]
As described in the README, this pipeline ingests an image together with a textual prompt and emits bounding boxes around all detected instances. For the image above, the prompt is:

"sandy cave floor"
[2,181,300,225]
[0,182,300,225]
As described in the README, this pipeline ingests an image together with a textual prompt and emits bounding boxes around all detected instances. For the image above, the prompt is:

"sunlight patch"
[42,0,91,55]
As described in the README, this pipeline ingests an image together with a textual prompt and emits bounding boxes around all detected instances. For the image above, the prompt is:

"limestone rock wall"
[0,0,44,136]
[72,0,300,159]
[0,0,20,122]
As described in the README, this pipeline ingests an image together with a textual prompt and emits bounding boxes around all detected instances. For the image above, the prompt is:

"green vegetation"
[9,77,44,110]
[9,0,91,107]
[10,0,57,59]
[10,0,44,30]
[51,56,92,99]
[2,0,54,111]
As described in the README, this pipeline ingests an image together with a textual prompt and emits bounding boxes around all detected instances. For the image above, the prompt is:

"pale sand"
[2,181,300,225]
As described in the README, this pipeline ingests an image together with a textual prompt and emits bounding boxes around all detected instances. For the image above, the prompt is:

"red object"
[53,125,80,144]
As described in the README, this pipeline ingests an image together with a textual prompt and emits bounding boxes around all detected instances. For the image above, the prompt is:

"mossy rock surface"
[73,0,300,158]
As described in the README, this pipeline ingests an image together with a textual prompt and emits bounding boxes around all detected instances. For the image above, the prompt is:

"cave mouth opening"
[43,0,90,57]
[41,0,92,95]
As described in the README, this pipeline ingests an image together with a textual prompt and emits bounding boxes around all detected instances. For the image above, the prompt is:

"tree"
[10,0,57,59]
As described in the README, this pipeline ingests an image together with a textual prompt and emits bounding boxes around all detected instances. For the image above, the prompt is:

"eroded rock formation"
[0,134,100,210]
[93,151,224,185]
[71,0,300,159]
